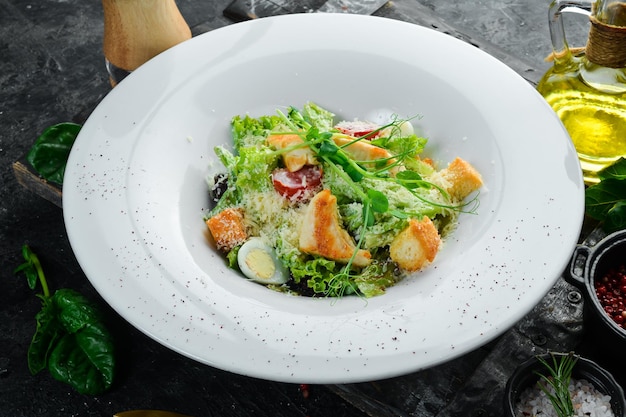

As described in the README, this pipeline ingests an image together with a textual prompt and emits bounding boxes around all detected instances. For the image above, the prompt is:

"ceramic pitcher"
[102,0,191,86]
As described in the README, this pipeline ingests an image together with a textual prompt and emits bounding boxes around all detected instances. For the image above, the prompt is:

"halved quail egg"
[237,237,289,285]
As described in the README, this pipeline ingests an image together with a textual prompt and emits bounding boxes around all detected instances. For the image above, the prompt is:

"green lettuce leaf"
[27,122,81,185]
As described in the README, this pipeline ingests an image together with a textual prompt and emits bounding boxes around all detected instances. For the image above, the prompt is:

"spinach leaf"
[585,158,626,232]
[585,178,626,220]
[27,122,81,185]
[604,200,626,233]
[49,289,116,394]
[14,245,40,290]
[598,157,626,181]
[28,299,61,374]
[14,245,115,395]
[55,288,104,333]
[48,323,115,395]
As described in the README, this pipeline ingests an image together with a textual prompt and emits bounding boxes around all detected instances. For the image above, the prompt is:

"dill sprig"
[534,352,579,417]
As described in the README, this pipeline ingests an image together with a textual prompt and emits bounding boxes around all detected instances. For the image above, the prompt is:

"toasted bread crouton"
[440,157,483,200]
[422,157,435,168]
[389,216,441,272]
[206,208,247,251]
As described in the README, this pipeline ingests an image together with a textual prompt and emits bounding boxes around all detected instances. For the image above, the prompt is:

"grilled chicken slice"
[299,189,371,267]
[332,135,396,172]
[267,133,318,172]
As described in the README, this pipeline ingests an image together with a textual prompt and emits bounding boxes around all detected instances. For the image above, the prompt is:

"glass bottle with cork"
[538,0,626,184]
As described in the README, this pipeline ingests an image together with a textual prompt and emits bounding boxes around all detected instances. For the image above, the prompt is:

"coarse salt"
[515,378,614,417]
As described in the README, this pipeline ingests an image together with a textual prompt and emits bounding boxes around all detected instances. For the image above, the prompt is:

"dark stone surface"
[1,0,623,416]
[412,0,592,74]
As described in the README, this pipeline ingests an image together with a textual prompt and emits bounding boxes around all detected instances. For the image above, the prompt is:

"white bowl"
[63,13,584,383]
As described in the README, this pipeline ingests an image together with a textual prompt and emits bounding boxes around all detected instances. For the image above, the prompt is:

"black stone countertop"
[1,1,621,416]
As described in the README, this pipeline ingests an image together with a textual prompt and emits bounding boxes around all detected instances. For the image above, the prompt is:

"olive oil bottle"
[538,0,626,184]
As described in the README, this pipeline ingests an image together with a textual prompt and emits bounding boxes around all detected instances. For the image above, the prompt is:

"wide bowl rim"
[62,12,585,383]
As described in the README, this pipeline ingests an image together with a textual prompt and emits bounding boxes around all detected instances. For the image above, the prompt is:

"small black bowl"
[565,229,626,353]
[503,353,626,416]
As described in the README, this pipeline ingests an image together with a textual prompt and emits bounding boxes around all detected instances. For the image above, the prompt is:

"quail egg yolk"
[237,237,289,285]
[243,247,275,280]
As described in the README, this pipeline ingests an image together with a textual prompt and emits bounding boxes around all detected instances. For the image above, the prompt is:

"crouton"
[440,157,483,200]
[206,208,247,251]
[422,157,435,168]
[389,216,441,272]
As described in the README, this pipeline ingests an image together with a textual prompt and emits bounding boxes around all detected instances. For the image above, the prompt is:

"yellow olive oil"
[538,55,626,184]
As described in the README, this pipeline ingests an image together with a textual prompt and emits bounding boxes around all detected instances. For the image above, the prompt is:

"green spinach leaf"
[585,158,626,232]
[598,157,626,181]
[604,200,626,232]
[27,122,81,185]
[14,245,115,395]
[48,323,115,395]
[28,299,61,374]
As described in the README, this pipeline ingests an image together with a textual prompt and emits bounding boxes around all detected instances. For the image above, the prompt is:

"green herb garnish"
[586,157,626,232]
[275,106,479,296]
[27,122,81,185]
[533,352,579,417]
[14,245,115,395]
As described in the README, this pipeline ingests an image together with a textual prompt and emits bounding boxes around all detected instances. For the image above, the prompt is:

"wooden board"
[13,158,63,208]
[223,0,388,21]
[223,0,328,21]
